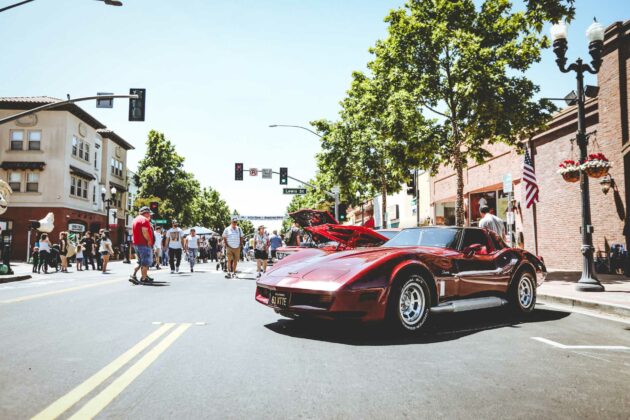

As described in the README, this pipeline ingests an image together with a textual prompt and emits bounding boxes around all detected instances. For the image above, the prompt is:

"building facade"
[0,97,134,260]
[430,20,629,271]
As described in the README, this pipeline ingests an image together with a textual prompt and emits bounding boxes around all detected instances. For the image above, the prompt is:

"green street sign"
[154,219,167,224]
[283,188,306,195]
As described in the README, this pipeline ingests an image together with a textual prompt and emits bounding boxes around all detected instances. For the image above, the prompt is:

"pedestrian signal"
[128,88,146,122]
[279,167,288,185]
[149,201,159,217]
[338,203,348,222]
[235,163,244,181]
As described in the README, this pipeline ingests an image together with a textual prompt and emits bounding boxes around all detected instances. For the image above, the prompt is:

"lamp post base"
[576,278,605,292]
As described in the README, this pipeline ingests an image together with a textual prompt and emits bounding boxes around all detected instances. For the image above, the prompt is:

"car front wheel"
[510,271,537,313]
[389,274,431,332]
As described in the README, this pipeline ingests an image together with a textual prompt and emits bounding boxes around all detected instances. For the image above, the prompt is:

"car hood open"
[306,224,388,250]
[289,209,338,227]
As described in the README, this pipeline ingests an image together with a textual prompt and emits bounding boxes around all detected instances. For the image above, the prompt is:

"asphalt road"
[0,260,629,419]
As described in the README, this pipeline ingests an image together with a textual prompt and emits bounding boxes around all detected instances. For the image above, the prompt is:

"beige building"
[0,97,134,260]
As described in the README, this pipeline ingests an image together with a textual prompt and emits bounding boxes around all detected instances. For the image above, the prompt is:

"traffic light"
[338,203,348,222]
[149,201,159,218]
[407,173,416,196]
[235,163,243,181]
[128,88,146,122]
[279,167,288,185]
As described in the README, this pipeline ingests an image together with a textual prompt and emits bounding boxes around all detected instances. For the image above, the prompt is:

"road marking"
[537,302,630,325]
[532,337,630,350]
[68,323,192,420]
[1,279,121,304]
[31,323,175,420]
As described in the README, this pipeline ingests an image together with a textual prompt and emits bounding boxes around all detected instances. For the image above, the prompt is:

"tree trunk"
[453,144,465,227]
[381,184,388,229]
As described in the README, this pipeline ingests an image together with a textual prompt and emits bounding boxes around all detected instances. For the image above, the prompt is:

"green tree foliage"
[194,187,231,233]
[370,0,572,225]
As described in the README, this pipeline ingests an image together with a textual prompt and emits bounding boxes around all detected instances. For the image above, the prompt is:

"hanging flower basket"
[558,159,581,183]
[581,153,611,178]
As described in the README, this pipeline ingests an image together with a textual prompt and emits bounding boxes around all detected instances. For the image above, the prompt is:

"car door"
[455,228,514,298]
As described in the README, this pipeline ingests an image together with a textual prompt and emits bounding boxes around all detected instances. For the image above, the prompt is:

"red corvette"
[256,226,546,332]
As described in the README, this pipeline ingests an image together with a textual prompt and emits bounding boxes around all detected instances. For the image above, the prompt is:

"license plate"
[269,291,290,308]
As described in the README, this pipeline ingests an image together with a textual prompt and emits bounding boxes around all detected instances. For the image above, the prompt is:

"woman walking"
[185,229,199,272]
[99,231,114,273]
[59,231,69,273]
[254,225,269,278]
[38,233,52,274]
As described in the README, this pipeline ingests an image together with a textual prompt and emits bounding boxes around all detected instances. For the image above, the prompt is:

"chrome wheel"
[399,280,426,327]
[518,274,534,309]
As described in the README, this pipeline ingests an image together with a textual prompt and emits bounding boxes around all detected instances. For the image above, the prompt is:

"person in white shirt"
[222,216,243,279]
[479,206,505,240]
[153,226,163,270]
[166,220,184,274]
[185,229,199,273]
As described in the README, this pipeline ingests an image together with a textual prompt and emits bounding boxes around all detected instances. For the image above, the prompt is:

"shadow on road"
[264,307,570,346]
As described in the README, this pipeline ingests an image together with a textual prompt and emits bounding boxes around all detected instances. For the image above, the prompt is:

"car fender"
[509,259,544,289]
[388,259,437,305]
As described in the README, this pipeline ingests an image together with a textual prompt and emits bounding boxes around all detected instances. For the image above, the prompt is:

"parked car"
[256,226,546,332]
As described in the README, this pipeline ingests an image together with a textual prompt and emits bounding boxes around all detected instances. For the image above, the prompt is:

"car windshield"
[384,227,460,249]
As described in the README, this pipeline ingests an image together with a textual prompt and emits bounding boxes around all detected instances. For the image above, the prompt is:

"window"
[28,130,41,150]
[26,172,39,192]
[92,185,96,204]
[8,172,21,192]
[111,158,124,177]
[94,151,98,169]
[71,136,90,162]
[10,130,24,150]
[70,175,89,199]
[460,229,490,251]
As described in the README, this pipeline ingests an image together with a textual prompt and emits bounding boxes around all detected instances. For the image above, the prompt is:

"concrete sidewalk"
[538,271,630,318]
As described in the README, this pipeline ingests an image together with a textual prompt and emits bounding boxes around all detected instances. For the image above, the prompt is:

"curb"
[0,274,32,284]
[538,293,630,319]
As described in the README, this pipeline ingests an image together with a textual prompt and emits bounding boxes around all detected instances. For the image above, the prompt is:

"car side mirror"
[464,243,483,257]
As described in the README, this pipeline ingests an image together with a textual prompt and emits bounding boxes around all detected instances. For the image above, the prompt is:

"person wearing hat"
[166,219,184,274]
[130,206,154,283]
[254,224,270,278]
[222,216,244,278]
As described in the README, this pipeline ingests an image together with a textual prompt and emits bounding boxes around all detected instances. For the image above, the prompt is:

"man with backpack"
[222,216,244,279]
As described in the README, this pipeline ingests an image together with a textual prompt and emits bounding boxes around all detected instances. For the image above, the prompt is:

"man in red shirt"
[130,206,154,283]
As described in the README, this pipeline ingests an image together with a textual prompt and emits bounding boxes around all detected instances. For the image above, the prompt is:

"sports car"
[256,226,546,332]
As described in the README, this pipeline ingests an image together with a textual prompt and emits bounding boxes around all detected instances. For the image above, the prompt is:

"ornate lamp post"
[101,186,117,231]
[550,19,606,292]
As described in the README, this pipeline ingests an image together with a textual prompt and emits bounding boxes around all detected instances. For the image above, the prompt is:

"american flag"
[523,148,539,208]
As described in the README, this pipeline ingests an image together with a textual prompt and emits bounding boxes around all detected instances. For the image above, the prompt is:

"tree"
[194,187,231,233]
[135,130,201,225]
[372,0,571,225]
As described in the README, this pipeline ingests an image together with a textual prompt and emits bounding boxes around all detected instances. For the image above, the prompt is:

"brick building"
[0,97,134,260]
[430,20,629,271]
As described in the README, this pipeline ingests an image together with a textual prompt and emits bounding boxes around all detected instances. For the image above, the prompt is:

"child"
[75,244,84,271]
[32,246,40,273]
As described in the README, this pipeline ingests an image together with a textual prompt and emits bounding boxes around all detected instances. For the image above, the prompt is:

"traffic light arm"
[0,94,139,126]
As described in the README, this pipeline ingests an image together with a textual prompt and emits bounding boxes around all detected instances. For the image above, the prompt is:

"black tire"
[509,270,537,314]
[387,274,432,332]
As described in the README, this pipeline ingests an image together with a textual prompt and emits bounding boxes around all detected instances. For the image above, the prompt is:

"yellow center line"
[68,323,192,420]
[1,278,123,304]
[31,323,176,420]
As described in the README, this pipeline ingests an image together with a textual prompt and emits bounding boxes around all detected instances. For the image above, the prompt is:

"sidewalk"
[0,262,33,283]
[538,271,630,318]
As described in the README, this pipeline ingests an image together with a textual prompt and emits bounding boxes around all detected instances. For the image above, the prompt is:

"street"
[0,261,628,419]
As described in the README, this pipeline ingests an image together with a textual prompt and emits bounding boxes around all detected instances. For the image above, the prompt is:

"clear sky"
[0,0,627,232]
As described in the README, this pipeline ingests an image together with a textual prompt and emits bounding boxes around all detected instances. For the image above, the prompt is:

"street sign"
[332,185,340,194]
[249,168,258,176]
[503,173,513,193]
[262,168,272,179]
[96,92,114,108]
[283,188,306,195]
[153,219,167,224]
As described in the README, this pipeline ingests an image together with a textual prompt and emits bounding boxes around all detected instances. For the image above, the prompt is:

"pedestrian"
[222,216,243,279]
[59,231,69,273]
[479,206,506,239]
[285,222,301,247]
[269,230,282,261]
[185,228,199,272]
[38,233,51,274]
[75,244,84,271]
[32,246,40,273]
[130,206,155,283]
[153,226,163,270]
[80,232,96,270]
[209,235,218,262]
[99,231,114,273]
[95,230,103,270]
[166,220,184,274]
[254,225,269,278]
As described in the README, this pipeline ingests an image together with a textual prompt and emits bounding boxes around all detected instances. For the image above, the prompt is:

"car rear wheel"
[510,271,536,314]
[388,274,431,332]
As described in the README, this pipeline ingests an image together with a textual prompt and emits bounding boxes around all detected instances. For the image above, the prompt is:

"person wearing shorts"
[222,216,243,279]
[131,207,154,283]
[254,225,269,278]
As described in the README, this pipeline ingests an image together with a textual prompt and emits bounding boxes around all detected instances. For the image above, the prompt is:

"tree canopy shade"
[367,0,571,225]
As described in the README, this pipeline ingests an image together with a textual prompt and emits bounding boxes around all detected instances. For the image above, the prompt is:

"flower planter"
[581,153,611,179]
[584,165,609,178]
[562,171,580,182]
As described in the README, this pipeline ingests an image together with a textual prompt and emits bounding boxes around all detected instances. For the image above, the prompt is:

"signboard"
[68,223,85,233]
[249,168,258,176]
[96,92,114,109]
[240,216,285,221]
[331,185,340,194]
[262,168,273,179]
[503,173,513,193]
[153,219,167,224]
[283,188,306,195]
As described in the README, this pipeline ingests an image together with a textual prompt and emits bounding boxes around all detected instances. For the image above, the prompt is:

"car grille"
[257,287,333,310]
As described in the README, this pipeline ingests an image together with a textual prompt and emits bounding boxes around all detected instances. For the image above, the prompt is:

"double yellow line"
[32,323,191,420]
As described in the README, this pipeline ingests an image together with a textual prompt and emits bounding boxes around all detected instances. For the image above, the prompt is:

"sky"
[0,0,627,232]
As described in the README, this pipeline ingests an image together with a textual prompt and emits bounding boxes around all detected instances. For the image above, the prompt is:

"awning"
[1,161,45,170]
[69,165,96,180]
[109,181,127,192]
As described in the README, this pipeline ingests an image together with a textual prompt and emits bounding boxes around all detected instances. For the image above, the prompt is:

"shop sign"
[503,173,513,193]
[68,223,86,233]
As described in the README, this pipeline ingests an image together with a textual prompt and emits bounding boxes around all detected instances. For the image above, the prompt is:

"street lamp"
[101,186,117,230]
[550,18,606,292]
[355,190,365,226]
[268,124,323,138]
[0,0,123,13]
